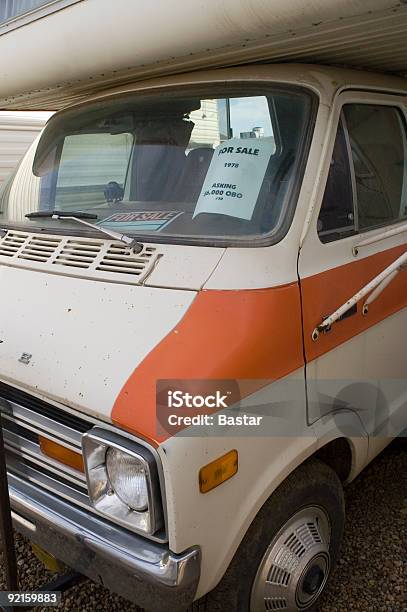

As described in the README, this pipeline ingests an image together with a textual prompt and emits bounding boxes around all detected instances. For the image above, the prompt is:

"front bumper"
[8,473,201,612]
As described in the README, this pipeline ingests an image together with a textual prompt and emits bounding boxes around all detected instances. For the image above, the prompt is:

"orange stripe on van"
[302,244,407,362]
[112,245,406,444]
[112,284,304,444]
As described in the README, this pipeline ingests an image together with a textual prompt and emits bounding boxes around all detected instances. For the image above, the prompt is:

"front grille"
[0,381,94,512]
[0,382,91,433]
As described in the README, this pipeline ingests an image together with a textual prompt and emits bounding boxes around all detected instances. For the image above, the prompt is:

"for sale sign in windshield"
[193,137,274,220]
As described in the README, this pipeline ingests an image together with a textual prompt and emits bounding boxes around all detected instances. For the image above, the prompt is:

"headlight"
[82,428,163,535]
[106,448,148,511]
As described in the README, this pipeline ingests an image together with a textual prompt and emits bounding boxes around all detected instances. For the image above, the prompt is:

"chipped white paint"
[0,265,196,419]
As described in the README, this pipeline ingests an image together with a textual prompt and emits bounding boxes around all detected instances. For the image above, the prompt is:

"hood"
[0,264,196,421]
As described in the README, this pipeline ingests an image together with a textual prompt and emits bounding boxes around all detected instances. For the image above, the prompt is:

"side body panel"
[299,91,407,464]
[157,375,315,599]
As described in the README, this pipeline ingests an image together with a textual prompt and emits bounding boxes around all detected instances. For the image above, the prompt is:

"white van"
[0,2,406,612]
[0,63,406,612]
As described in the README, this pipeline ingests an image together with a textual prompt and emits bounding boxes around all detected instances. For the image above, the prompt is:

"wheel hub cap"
[250,506,331,612]
[302,563,325,595]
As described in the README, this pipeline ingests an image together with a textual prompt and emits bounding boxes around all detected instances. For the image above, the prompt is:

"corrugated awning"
[0,0,406,110]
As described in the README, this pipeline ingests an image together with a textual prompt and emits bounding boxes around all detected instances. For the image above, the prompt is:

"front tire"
[201,459,345,612]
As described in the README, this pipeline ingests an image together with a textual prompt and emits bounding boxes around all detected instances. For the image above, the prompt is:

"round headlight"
[106,448,148,511]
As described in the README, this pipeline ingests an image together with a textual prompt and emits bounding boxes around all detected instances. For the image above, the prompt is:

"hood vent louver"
[0,230,159,285]
[0,232,27,257]
[21,236,62,262]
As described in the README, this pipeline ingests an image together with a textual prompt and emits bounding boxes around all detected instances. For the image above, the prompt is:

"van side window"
[317,117,355,243]
[343,104,407,229]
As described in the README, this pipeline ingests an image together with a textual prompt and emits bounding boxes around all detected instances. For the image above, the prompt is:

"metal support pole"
[0,413,18,611]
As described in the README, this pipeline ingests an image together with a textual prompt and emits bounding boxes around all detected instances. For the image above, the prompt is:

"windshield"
[0,86,314,245]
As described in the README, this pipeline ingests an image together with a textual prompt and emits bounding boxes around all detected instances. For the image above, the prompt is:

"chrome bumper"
[8,473,201,612]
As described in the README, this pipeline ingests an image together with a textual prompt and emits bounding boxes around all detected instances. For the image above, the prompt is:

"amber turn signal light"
[199,449,238,493]
[40,437,84,473]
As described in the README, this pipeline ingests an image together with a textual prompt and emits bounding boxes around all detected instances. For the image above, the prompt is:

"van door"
[298,92,407,462]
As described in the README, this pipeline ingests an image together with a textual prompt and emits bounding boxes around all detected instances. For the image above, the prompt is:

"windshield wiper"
[25,211,144,253]
[26,210,98,220]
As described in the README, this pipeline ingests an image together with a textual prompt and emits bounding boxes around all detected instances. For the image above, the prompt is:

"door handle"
[311,304,357,341]
[336,303,357,321]
[312,250,407,341]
